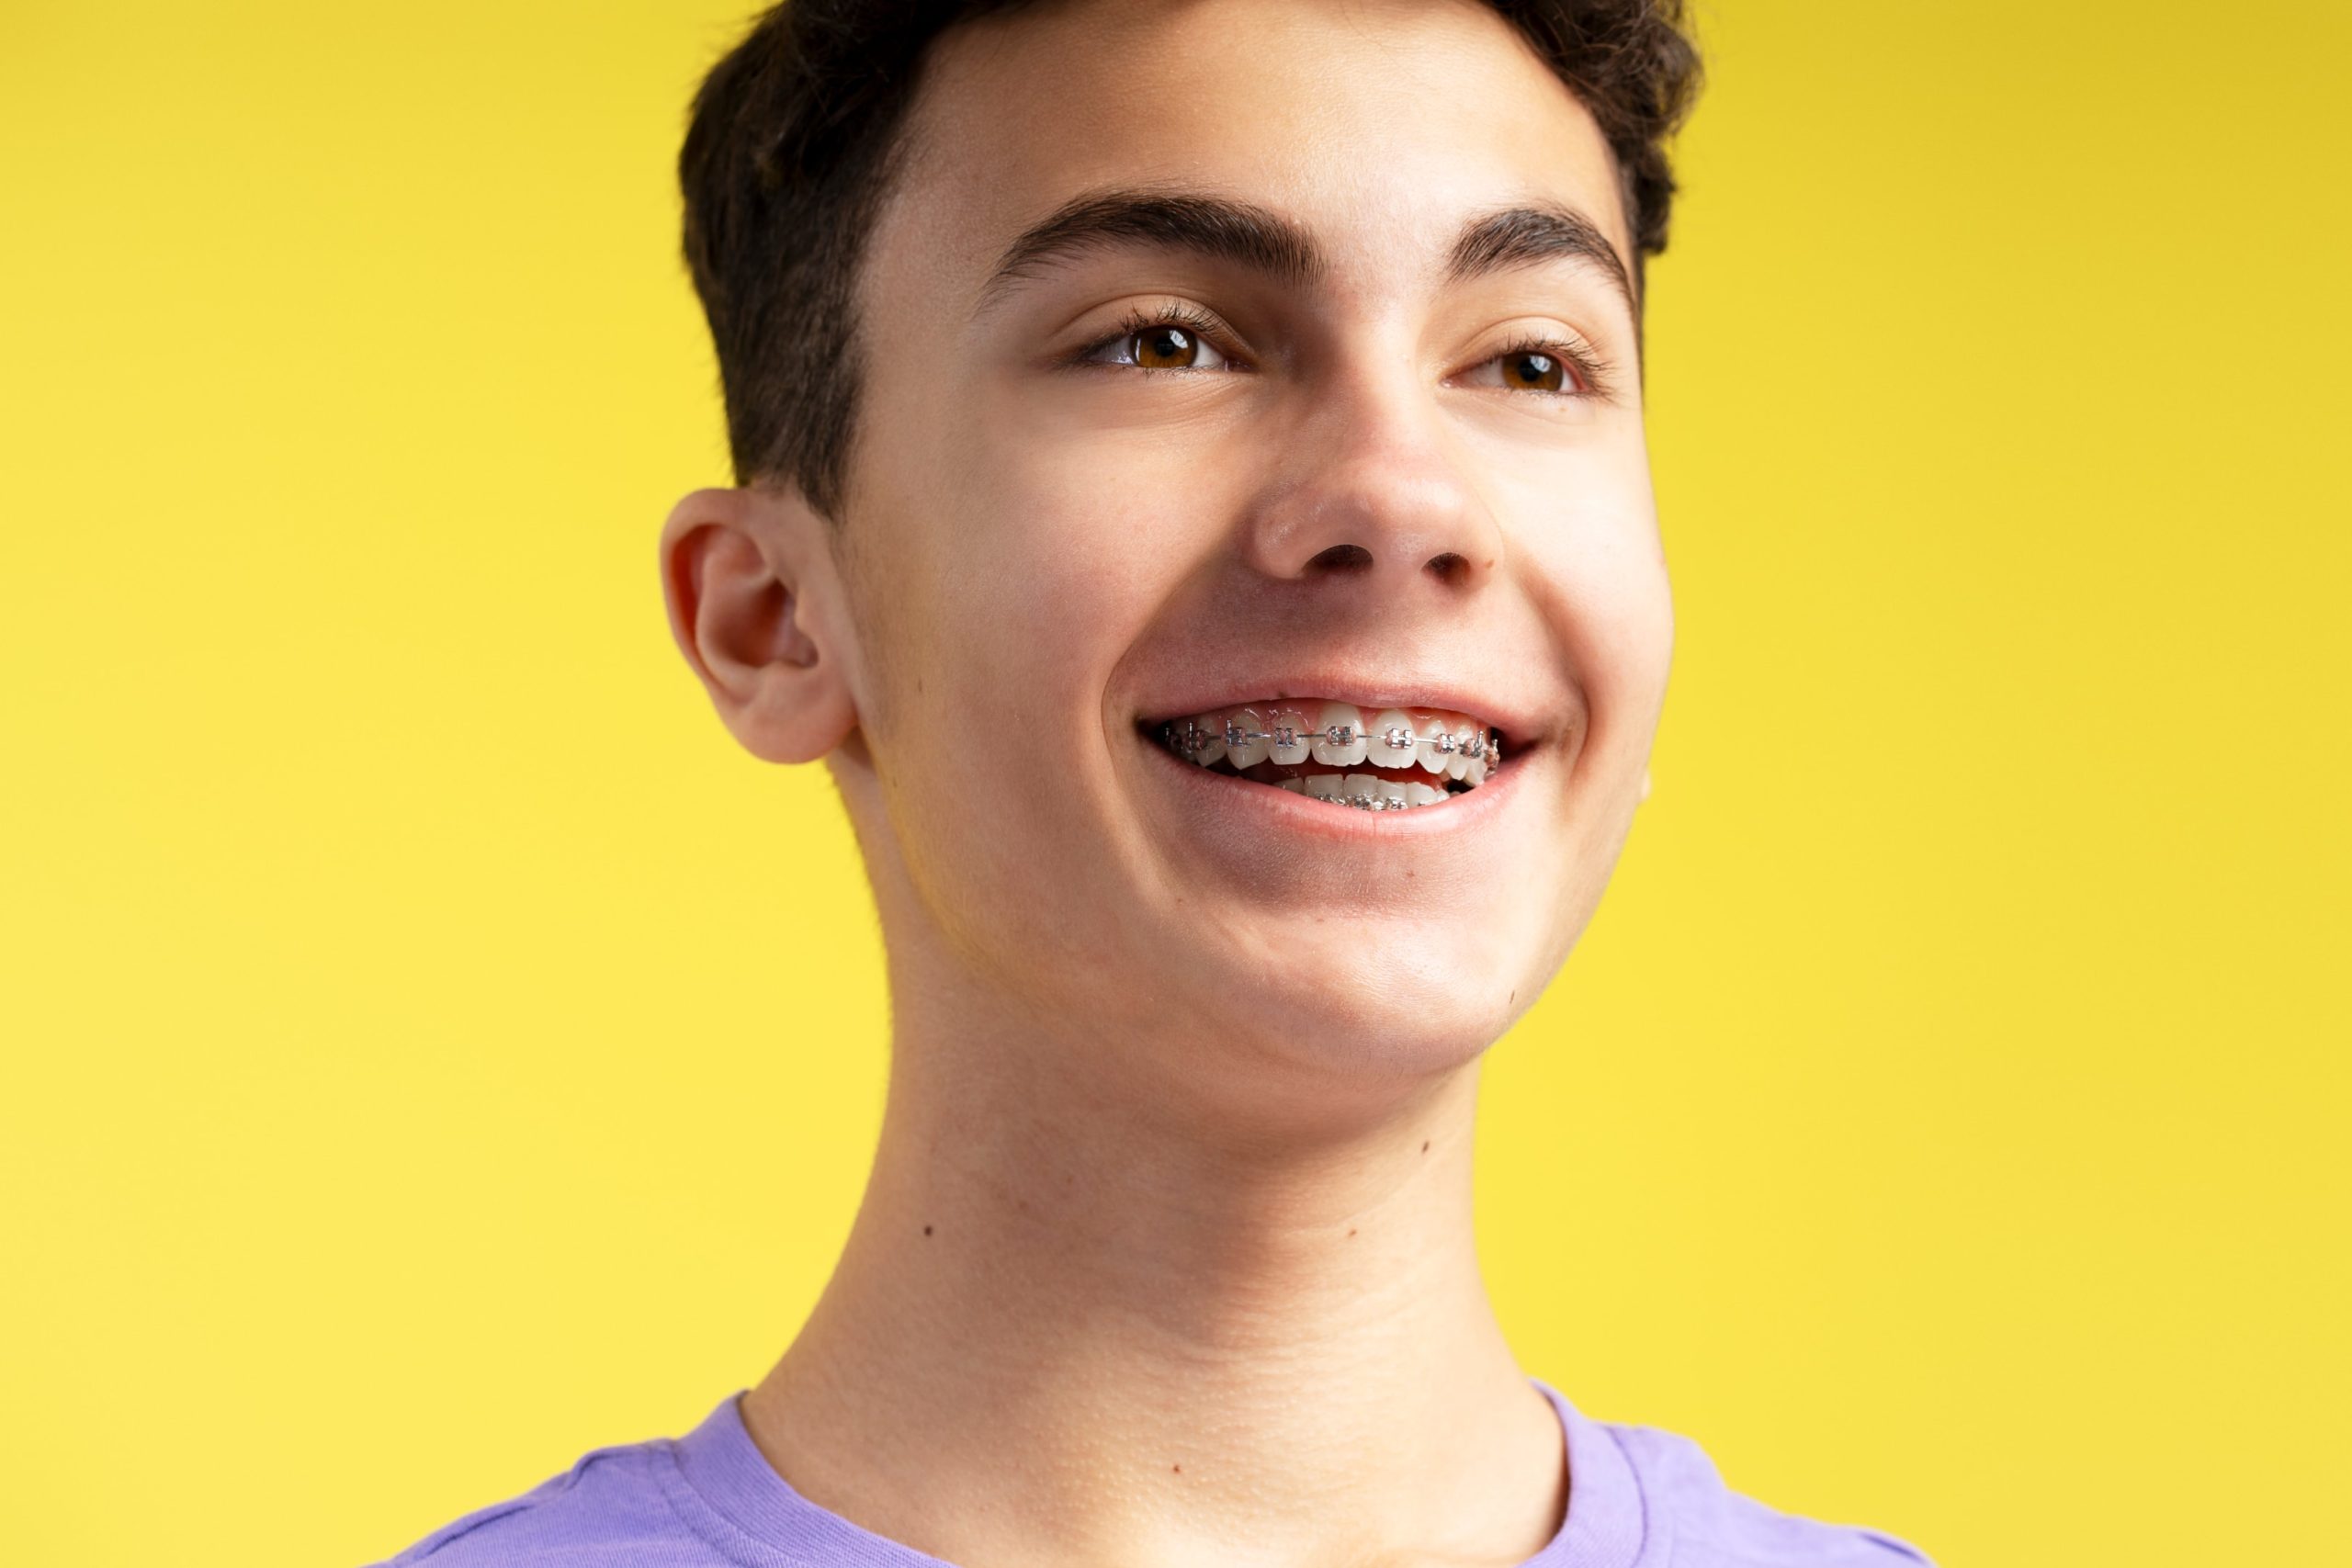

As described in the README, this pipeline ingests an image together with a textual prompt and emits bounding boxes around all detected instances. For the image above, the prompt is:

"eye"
[1456,333,1609,400]
[1075,305,1239,373]
[1489,349,1576,393]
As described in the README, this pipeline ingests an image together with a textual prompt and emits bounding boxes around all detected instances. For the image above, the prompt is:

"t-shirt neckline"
[659,1376,1646,1568]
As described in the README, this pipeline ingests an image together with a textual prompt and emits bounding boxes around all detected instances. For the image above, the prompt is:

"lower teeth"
[1280,774,1452,810]
[1170,748,1476,810]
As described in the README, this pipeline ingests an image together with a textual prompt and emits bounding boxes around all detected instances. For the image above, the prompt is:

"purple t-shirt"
[368,1378,1934,1566]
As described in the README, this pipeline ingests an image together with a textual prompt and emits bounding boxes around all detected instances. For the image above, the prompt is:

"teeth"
[1156,697,1507,810]
[1284,772,1452,808]
[1226,705,1272,769]
[1366,709,1417,768]
[1182,718,1226,767]
[1311,702,1368,766]
[1265,704,1312,765]
[1415,716,1452,775]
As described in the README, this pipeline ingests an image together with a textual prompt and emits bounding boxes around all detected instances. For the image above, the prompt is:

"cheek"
[1572,537,1673,724]
[1493,441,1671,728]
[898,390,1239,705]
[843,390,1236,978]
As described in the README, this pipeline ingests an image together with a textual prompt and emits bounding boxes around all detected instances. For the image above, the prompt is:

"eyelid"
[1067,303,1615,400]
[1069,300,1250,371]
[1456,326,1615,401]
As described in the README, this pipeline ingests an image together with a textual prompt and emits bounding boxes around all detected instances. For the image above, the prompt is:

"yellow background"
[4,2,2345,1563]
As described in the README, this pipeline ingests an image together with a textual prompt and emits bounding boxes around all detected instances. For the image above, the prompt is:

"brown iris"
[1501,350,1566,392]
[1133,324,1202,369]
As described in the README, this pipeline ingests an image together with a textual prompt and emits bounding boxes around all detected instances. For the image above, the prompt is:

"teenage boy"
[375,2,1935,1564]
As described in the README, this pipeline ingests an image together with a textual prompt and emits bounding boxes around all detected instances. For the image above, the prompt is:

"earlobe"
[657,485,857,764]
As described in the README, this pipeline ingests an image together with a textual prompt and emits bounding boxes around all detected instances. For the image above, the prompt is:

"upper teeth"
[1156,700,1501,808]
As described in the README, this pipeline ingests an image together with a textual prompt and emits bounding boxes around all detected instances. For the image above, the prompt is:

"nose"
[1237,362,1503,597]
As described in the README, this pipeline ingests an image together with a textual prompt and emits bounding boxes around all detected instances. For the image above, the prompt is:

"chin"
[1171,907,1541,1080]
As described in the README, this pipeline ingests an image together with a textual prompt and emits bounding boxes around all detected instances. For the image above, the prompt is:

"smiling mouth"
[1144,699,1504,811]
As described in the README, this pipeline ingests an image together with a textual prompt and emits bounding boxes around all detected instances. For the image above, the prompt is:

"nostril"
[1426,551,1468,584]
[1306,543,1374,574]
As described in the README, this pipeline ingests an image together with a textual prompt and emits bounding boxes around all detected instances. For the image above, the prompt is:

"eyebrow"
[1444,201,1636,320]
[971,186,1637,323]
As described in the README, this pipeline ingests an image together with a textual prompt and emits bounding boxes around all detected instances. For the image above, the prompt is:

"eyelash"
[1484,329,1615,401]
[1074,303,1616,401]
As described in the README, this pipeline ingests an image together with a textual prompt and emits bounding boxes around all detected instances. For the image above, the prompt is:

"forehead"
[876,0,1634,314]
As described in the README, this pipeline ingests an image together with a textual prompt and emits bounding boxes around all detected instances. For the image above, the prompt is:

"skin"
[658,2,1671,1565]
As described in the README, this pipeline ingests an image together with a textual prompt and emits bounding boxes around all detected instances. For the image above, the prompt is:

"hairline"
[778,2,1657,519]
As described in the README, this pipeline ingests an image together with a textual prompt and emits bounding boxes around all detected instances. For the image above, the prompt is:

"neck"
[741,968,1566,1568]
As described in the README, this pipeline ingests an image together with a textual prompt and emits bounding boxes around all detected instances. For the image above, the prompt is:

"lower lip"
[1139,730,1536,842]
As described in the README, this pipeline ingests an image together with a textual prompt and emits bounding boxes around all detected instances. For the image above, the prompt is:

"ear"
[658,485,857,764]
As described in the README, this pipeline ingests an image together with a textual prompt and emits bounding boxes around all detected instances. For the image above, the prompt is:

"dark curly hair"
[680,0,1702,521]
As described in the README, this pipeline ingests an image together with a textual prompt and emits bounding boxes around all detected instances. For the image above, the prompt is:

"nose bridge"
[1240,355,1500,591]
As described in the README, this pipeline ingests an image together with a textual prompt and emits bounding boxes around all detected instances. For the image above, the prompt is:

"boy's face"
[816,0,1668,1091]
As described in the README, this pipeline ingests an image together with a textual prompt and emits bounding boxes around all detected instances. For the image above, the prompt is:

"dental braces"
[1157,716,1502,811]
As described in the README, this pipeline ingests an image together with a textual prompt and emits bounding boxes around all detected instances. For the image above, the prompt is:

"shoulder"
[1603,1419,1939,1567]
[365,1437,716,1566]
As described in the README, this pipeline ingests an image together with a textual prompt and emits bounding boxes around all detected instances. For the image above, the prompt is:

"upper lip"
[1133,669,1554,744]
